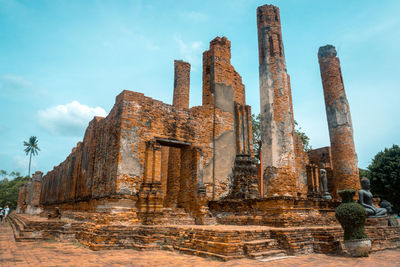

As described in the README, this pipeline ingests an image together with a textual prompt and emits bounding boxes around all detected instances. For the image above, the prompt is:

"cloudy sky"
[1,0,399,176]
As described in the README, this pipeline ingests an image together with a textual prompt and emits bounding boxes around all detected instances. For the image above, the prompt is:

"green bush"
[335,189,369,241]
[0,175,29,210]
[338,189,357,203]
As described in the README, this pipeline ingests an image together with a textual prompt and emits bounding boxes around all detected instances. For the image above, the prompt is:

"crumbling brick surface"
[308,147,336,197]
[308,147,333,169]
[17,171,43,214]
[116,90,234,200]
[318,45,360,193]
[209,197,340,227]
[40,107,121,206]
[173,60,190,109]
[257,5,298,197]
[294,134,309,197]
[202,37,246,106]
[38,87,235,224]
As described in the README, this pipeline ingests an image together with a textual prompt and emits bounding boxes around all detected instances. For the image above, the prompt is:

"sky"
[1,0,399,177]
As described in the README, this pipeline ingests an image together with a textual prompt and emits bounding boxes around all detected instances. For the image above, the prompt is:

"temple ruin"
[12,4,399,261]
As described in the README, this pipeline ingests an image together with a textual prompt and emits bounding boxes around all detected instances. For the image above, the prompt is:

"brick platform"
[2,222,400,267]
[8,213,400,262]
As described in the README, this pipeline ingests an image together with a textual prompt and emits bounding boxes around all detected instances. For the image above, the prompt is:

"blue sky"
[1,0,399,176]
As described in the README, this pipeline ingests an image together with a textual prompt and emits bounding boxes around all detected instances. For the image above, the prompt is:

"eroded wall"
[40,104,122,206]
[115,90,235,201]
[17,171,43,214]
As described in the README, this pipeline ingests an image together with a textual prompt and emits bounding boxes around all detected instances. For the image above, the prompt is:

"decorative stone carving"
[319,163,332,200]
[359,177,387,217]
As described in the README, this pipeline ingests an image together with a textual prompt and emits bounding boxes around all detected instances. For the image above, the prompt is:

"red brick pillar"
[318,45,360,194]
[164,60,191,208]
[173,60,190,109]
[257,4,297,197]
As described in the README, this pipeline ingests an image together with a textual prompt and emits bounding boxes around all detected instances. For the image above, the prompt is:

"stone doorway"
[156,138,196,209]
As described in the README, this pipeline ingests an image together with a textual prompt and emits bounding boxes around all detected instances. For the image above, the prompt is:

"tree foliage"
[294,120,312,152]
[23,136,40,177]
[0,170,29,210]
[251,114,262,160]
[368,144,400,213]
[358,168,370,180]
[251,114,311,161]
[335,189,368,241]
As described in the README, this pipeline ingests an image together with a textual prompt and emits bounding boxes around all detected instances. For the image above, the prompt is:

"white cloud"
[174,35,204,69]
[38,101,107,136]
[180,11,208,22]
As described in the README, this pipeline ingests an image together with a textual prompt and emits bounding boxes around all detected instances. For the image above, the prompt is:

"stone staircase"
[9,213,44,241]
[76,223,287,261]
[9,213,83,242]
[160,226,287,261]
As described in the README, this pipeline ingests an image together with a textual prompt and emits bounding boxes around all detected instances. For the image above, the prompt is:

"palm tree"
[23,136,40,177]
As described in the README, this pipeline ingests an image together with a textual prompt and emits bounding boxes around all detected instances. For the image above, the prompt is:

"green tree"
[358,168,370,180]
[294,120,312,152]
[23,136,40,177]
[252,114,312,161]
[0,173,29,210]
[368,144,400,213]
[251,114,262,160]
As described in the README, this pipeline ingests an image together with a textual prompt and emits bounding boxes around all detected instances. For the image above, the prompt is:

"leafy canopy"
[367,144,400,213]
[23,136,40,177]
[251,114,311,161]
[0,171,29,210]
[24,136,40,156]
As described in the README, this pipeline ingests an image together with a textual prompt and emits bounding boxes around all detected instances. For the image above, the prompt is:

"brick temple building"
[13,4,398,261]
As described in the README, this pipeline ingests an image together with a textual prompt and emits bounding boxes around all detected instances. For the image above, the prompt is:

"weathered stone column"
[173,60,190,109]
[318,45,360,194]
[257,4,297,197]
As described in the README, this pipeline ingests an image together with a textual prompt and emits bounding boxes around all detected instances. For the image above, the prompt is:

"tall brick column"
[165,60,191,207]
[318,45,360,194]
[257,4,297,197]
[173,60,190,109]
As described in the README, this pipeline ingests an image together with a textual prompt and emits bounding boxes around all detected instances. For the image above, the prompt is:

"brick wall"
[116,90,234,201]
[40,103,122,205]
[202,37,246,106]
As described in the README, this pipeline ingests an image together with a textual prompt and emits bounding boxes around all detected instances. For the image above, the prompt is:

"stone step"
[246,249,286,260]
[202,217,217,225]
[243,238,279,253]
[9,217,44,241]
[243,238,278,245]
[174,246,245,262]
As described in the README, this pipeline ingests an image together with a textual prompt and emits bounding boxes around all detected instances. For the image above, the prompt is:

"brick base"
[209,197,340,227]
[9,213,400,261]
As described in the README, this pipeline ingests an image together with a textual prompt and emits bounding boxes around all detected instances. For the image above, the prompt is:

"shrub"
[335,189,368,241]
